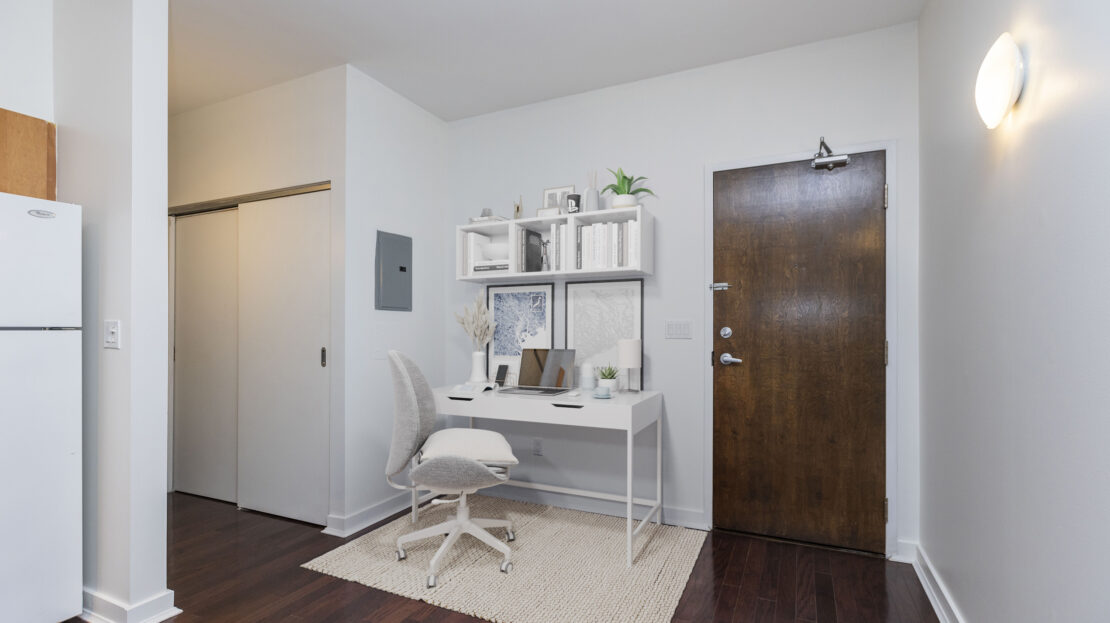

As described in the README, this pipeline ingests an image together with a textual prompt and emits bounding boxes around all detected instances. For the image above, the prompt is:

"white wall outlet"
[532,438,543,456]
[103,319,121,349]
[665,319,693,339]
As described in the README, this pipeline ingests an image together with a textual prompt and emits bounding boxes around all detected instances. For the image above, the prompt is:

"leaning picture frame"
[565,279,644,390]
[487,282,555,384]
[542,185,575,213]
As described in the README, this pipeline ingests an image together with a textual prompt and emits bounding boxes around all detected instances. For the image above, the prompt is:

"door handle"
[719,353,742,365]
[321,347,327,367]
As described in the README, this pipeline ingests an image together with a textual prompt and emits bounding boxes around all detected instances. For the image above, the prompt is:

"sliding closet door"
[237,192,330,525]
[172,209,239,503]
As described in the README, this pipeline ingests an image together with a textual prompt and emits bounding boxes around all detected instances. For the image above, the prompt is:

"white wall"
[169,65,450,536]
[0,0,53,120]
[339,66,448,532]
[445,23,922,541]
[55,1,177,621]
[169,66,350,525]
[918,1,1110,621]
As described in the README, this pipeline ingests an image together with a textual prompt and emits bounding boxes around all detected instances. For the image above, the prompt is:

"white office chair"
[385,350,519,588]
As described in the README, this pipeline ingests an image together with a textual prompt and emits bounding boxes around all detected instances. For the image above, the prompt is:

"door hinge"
[884,340,889,366]
[884,184,889,209]
[321,347,327,367]
[709,282,731,291]
[884,498,889,522]
[710,350,715,366]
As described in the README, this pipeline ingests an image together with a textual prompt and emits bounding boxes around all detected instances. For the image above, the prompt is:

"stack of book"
[466,232,509,273]
[575,220,640,270]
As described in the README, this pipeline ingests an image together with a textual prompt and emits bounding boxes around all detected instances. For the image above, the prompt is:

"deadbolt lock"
[719,327,732,339]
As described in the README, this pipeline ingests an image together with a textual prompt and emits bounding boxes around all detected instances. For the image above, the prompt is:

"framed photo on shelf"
[487,283,554,384]
[542,185,575,213]
[565,279,644,390]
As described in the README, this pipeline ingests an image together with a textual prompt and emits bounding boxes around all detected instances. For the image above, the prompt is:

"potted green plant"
[602,168,655,208]
[597,364,619,393]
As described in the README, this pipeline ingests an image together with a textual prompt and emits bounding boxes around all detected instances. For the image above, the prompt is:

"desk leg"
[627,428,633,569]
[656,418,663,525]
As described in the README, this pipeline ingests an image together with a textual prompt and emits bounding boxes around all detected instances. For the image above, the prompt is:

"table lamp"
[618,338,641,392]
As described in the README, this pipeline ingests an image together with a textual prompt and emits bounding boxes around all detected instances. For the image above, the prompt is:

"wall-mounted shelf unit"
[455,205,654,283]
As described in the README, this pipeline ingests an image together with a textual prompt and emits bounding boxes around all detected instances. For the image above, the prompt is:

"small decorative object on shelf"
[566,194,581,213]
[603,168,655,208]
[455,294,496,383]
[470,208,508,224]
[582,170,600,212]
[513,195,523,219]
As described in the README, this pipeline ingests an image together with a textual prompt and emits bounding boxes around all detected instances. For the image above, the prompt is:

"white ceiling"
[170,0,924,121]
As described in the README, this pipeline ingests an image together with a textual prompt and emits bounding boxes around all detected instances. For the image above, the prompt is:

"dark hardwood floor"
[72,493,938,622]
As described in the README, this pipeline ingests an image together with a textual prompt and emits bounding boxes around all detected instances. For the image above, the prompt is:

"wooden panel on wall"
[0,107,56,200]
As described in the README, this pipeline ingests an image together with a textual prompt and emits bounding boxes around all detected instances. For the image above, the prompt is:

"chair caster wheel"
[427,575,437,588]
[506,529,516,542]
[500,561,513,574]
[396,548,406,561]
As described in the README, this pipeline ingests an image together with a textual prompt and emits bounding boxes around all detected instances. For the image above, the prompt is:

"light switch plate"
[103,319,121,349]
[665,319,693,340]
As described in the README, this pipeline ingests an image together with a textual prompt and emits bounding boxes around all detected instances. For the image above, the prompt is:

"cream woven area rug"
[303,495,706,623]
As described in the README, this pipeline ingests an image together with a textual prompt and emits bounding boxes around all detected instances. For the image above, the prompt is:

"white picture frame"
[487,283,554,384]
[542,185,575,212]
[565,279,644,390]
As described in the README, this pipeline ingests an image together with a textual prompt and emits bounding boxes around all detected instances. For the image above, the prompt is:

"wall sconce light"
[975,32,1026,129]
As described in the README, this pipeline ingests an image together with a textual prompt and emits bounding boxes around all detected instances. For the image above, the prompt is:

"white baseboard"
[322,491,412,538]
[891,537,918,563]
[82,588,180,623]
[910,543,965,623]
[488,484,708,530]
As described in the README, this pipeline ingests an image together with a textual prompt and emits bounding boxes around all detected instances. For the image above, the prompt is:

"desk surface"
[433,386,662,433]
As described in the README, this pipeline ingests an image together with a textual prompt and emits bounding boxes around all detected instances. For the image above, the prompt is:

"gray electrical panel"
[375,231,412,311]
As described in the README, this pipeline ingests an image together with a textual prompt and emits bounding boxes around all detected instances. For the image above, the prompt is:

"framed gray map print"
[487,283,554,383]
[565,279,644,390]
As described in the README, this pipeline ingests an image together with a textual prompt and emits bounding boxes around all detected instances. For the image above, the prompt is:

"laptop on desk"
[498,348,575,396]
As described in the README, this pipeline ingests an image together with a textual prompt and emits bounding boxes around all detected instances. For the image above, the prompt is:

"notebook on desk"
[499,348,575,396]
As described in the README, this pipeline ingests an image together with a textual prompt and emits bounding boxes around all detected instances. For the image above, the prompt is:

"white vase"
[579,363,596,390]
[582,187,600,212]
[611,193,637,208]
[598,378,619,393]
[469,351,489,384]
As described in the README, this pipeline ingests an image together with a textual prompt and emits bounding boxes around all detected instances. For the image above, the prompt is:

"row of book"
[576,220,640,271]
[464,220,641,274]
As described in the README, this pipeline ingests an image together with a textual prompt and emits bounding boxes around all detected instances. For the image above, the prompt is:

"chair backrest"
[385,350,438,477]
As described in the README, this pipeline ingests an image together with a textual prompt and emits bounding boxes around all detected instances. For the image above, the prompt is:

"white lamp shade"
[618,338,641,369]
[975,32,1025,129]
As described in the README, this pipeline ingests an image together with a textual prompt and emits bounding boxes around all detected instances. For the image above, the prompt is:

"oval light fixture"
[975,32,1025,129]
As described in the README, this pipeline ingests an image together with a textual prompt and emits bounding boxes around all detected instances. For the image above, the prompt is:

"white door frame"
[167,215,175,493]
[702,140,902,557]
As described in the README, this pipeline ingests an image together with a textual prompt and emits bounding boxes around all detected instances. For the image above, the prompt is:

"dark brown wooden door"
[712,150,886,553]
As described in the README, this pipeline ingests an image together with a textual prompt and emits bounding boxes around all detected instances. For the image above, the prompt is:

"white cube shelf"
[455,206,654,283]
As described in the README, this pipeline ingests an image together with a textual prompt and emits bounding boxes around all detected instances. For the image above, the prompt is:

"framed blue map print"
[486,283,554,383]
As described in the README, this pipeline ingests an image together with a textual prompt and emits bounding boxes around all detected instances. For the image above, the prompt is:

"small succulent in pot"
[596,363,620,392]
[597,364,619,380]
[602,168,655,208]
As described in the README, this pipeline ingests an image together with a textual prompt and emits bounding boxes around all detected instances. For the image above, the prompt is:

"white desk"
[433,387,663,568]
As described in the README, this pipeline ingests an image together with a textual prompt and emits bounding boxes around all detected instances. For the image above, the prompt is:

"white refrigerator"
[0,191,83,622]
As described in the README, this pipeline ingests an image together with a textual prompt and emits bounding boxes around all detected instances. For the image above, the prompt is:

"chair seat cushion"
[419,428,519,466]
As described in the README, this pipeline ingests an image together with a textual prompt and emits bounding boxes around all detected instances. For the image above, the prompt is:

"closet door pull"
[321,347,327,367]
